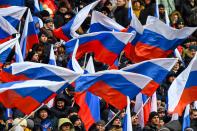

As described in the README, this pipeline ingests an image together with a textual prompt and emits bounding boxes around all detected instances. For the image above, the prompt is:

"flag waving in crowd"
[0,0,197,130]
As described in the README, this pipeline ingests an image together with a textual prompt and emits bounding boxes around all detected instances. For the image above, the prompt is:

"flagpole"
[104,110,121,128]
[83,53,88,68]
[9,74,82,130]
[136,97,151,116]
[9,103,45,131]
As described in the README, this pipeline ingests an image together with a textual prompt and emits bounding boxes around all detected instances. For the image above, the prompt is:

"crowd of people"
[0,0,197,130]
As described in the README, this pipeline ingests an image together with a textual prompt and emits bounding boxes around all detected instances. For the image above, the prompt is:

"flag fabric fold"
[0,16,17,44]
[75,70,154,110]
[168,53,197,115]
[65,31,134,66]
[0,6,27,28]
[0,80,67,114]
[20,9,39,58]
[53,0,100,41]
[122,58,177,96]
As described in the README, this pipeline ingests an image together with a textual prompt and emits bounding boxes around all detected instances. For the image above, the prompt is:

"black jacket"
[113,6,130,27]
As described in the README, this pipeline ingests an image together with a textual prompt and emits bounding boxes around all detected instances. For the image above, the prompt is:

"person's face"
[131,115,139,125]
[159,119,165,127]
[61,124,71,131]
[134,1,141,9]
[190,49,196,57]
[116,0,126,7]
[158,111,165,118]
[32,53,39,62]
[39,110,48,119]
[159,7,165,14]
[57,100,65,109]
[96,124,105,131]
[73,119,81,127]
[190,111,197,119]
[172,62,180,72]
[113,118,121,126]
[59,7,68,14]
[157,100,162,107]
[173,15,178,22]
[40,34,48,43]
[101,11,108,16]
[151,115,159,125]
[107,4,113,11]
[168,76,175,83]
[46,22,54,30]
[145,0,151,4]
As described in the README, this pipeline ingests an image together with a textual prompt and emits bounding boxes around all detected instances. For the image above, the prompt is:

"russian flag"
[182,104,190,131]
[2,62,80,82]
[0,16,17,44]
[128,0,133,21]
[34,0,40,13]
[132,17,197,63]
[89,11,124,33]
[68,39,84,73]
[168,53,197,115]
[0,80,67,114]
[75,91,100,130]
[65,31,134,66]
[123,96,133,131]
[20,9,39,58]
[0,6,27,29]
[121,58,177,96]
[53,0,100,42]
[0,37,18,67]
[49,45,56,66]
[15,35,24,63]
[0,0,24,8]
[75,70,155,110]
[134,93,151,127]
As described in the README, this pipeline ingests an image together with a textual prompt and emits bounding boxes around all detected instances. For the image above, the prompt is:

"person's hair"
[191,109,197,115]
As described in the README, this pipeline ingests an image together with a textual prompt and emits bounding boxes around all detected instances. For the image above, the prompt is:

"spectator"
[131,112,142,131]
[109,116,122,131]
[50,94,70,118]
[169,11,182,28]
[58,118,74,131]
[182,0,197,26]
[158,4,166,23]
[143,111,160,131]
[96,120,106,131]
[133,0,144,18]
[54,1,75,28]
[33,105,57,131]
[139,0,155,25]
[190,109,197,130]
[69,114,86,131]
[113,0,130,27]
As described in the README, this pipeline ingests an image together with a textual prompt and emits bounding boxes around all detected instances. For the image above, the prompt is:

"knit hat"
[69,115,80,124]
[148,111,159,121]
[26,119,34,129]
[96,120,105,126]
[12,118,27,127]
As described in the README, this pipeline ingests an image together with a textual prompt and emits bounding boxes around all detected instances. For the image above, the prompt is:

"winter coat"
[33,105,58,131]
[133,124,142,131]
[113,6,130,27]
[50,94,70,118]
[139,3,155,25]
[143,124,159,131]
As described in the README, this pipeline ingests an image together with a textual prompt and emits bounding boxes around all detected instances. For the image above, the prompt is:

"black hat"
[40,10,50,17]
[69,115,80,124]
[148,111,158,121]
[167,71,177,78]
